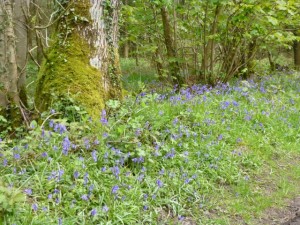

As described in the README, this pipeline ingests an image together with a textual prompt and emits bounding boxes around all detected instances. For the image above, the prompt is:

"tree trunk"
[123,0,129,58]
[201,3,221,84]
[0,0,22,128]
[14,0,29,107]
[161,6,183,85]
[35,0,122,119]
[293,31,300,70]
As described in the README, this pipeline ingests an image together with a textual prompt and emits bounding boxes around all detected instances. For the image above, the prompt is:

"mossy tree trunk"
[35,0,122,118]
[0,0,24,129]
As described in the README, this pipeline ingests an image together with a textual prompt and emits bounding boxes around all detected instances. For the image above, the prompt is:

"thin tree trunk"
[201,3,221,84]
[268,51,275,71]
[161,6,183,85]
[293,31,300,70]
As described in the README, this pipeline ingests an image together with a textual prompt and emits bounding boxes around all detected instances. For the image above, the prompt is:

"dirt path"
[257,197,300,225]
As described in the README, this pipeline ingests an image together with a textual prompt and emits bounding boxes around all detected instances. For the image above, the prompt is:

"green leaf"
[266,16,279,26]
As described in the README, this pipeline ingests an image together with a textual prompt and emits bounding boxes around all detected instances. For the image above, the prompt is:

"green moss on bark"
[35,32,105,119]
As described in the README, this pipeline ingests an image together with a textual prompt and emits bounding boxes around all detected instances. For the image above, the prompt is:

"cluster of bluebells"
[0,73,299,223]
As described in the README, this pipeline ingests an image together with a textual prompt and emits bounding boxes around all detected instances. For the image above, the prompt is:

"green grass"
[0,66,300,224]
[120,58,157,92]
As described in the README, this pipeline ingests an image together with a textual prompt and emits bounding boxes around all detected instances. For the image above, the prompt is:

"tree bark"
[293,31,300,71]
[0,0,22,128]
[14,0,29,106]
[35,0,122,118]
[161,6,183,85]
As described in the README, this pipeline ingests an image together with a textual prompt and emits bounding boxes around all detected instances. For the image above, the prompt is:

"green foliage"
[1,72,300,223]
[120,0,300,83]
[121,58,157,92]
[0,180,25,224]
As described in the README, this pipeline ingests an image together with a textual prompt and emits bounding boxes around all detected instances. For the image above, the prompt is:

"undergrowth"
[0,72,299,224]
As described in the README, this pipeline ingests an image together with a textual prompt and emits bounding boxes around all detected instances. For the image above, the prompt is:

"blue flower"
[90,208,97,216]
[83,172,89,185]
[32,203,38,211]
[74,171,79,179]
[156,179,163,188]
[62,136,71,155]
[81,194,89,201]
[102,205,109,212]
[100,109,108,125]
[14,154,20,160]
[24,188,32,195]
[111,185,119,194]
[111,166,120,178]
[91,150,97,162]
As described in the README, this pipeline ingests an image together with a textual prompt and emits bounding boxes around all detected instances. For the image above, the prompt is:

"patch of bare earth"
[157,208,197,225]
[253,154,300,225]
[257,197,300,225]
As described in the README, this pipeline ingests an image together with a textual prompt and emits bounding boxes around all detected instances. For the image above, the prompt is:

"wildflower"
[74,171,80,179]
[59,124,67,134]
[32,203,38,211]
[143,194,148,200]
[24,188,32,195]
[111,166,120,178]
[132,157,144,164]
[84,139,90,149]
[14,154,20,160]
[178,215,185,221]
[62,136,71,155]
[111,185,119,194]
[81,194,89,201]
[89,184,94,192]
[41,152,48,158]
[84,172,89,185]
[221,101,230,109]
[185,178,190,184]
[232,100,239,107]
[173,118,179,125]
[218,134,223,141]
[58,218,62,225]
[143,205,149,211]
[90,208,97,216]
[159,169,165,175]
[156,179,163,188]
[91,150,97,162]
[3,159,7,166]
[102,205,109,212]
[100,109,108,125]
